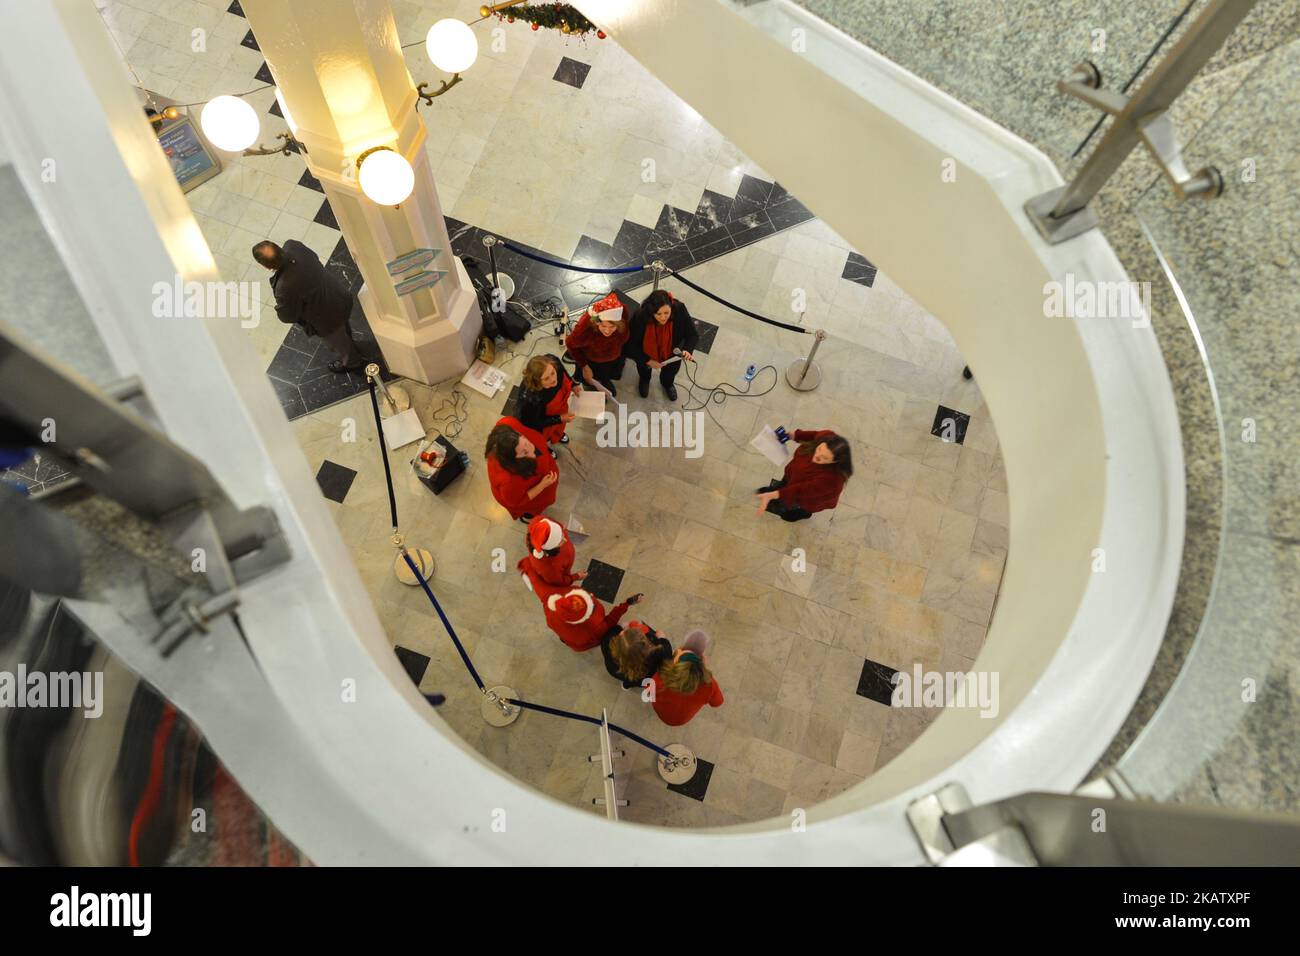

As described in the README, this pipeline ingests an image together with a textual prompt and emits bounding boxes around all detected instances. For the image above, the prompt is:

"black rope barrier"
[505,698,672,759]
[501,240,648,275]
[667,270,809,334]
[366,380,400,530]
[402,551,485,692]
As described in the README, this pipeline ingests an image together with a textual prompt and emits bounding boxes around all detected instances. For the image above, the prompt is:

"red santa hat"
[527,516,565,558]
[547,589,595,624]
[589,292,623,323]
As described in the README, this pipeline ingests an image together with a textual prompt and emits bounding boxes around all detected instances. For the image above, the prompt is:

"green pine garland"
[505,3,598,36]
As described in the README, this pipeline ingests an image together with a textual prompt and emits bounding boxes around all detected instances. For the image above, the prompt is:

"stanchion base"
[481,685,521,727]
[657,743,697,784]
[380,385,412,415]
[786,359,822,391]
[394,548,435,586]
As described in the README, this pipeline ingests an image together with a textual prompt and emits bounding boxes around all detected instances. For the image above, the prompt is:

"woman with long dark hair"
[755,430,853,521]
[484,417,559,522]
[626,289,699,401]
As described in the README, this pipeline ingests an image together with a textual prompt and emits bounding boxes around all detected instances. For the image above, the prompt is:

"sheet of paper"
[570,388,606,420]
[750,425,793,467]
[381,407,426,450]
[460,359,508,398]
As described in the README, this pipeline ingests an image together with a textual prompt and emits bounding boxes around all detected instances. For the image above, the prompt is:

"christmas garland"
[489,3,605,38]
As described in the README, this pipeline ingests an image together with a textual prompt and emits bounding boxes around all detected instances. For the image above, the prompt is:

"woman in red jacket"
[518,354,578,445]
[754,429,853,521]
[565,292,630,398]
[517,515,585,595]
[650,649,724,726]
[484,417,559,522]
[543,587,643,652]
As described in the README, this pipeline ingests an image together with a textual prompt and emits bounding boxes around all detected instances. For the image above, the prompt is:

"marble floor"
[93,0,1008,826]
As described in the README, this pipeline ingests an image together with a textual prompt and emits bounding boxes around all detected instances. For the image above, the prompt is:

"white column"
[242,0,481,384]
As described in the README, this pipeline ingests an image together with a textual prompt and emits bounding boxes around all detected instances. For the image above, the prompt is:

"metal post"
[364,362,409,415]
[786,329,826,391]
[650,259,665,291]
[482,233,500,290]
[1024,0,1255,244]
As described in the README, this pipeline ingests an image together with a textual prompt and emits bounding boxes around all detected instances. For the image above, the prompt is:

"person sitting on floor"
[484,417,559,523]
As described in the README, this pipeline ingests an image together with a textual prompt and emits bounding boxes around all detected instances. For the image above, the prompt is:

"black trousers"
[319,322,363,365]
[636,359,680,389]
[758,478,812,522]
[584,356,625,391]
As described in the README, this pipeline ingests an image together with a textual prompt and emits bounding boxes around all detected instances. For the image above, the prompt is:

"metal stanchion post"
[365,361,410,415]
[481,685,521,726]
[785,329,826,391]
[650,259,665,292]
[481,234,514,305]
[657,742,698,784]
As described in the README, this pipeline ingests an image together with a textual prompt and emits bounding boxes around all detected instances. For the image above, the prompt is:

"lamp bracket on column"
[416,75,463,109]
[243,131,304,157]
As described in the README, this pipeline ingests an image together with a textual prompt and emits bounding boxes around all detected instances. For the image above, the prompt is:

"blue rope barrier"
[668,270,809,334]
[506,698,672,759]
[607,722,673,760]
[501,240,648,275]
[402,551,485,691]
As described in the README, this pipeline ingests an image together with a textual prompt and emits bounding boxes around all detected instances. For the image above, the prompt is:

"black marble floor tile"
[610,220,656,267]
[583,558,625,604]
[240,29,259,52]
[734,173,775,207]
[298,169,324,193]
[648,205,695,255]
[227,0,244,17]
[516,274,564,310]
[500,384,522,420]
[267,341,324,385]
[326,236,363,295]
[313,198,339,230]
[299,368,369,415]
[726,210,776,246]
[553,56,592,89]
[692,319,719,355]
[267,374,307,420]
[685,224,737,263]
[571,235,613,270]
[281,322,318,355]
[667,758,714,801]
[842,251,877,288]
[316,459,356,503]
[931,405,971,444]
[856,659,900,706]
[254,61,273,85]
[766,197,815,231]
[268,97,282,118]
[394,646,430,687]
[690,190,734,237]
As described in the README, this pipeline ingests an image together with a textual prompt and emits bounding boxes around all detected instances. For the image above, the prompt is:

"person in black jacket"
[517,354,579,445]
[601,619,672,690]
[253,239,363,372]
[625,289,699,401]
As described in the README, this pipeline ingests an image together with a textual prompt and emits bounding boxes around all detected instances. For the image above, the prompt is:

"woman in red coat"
[542,587,643,652]
[518,354,578,445]
[484,417,559,522]
[650,649,724,726]
[565,292,630,398]
[754,429,853,521]
[517,515,585,595]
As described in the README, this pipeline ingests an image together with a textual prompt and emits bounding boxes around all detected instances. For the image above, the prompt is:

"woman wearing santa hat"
[754,429,853,522]
[518,354,579,446]
[517,515,584,593]
[649,646,724,726]
[484,417,559,523]
[542,587,643,652]
[565,292,630,398]
[626,289,700,401]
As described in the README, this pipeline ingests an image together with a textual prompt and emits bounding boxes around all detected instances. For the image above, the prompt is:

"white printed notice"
[461,360,508,398]
[750,425,793,466]
[571,388,606,420]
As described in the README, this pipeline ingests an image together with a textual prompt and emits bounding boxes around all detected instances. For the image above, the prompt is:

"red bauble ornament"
[531,22,539,30]
[597,30,606,39]
[507,16,514,22]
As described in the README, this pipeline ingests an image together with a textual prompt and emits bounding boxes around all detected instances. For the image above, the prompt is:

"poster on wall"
[156,116,221,192]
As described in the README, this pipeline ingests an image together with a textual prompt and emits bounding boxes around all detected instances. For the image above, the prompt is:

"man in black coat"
[253,239,363,372]
[625,289,700,401]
